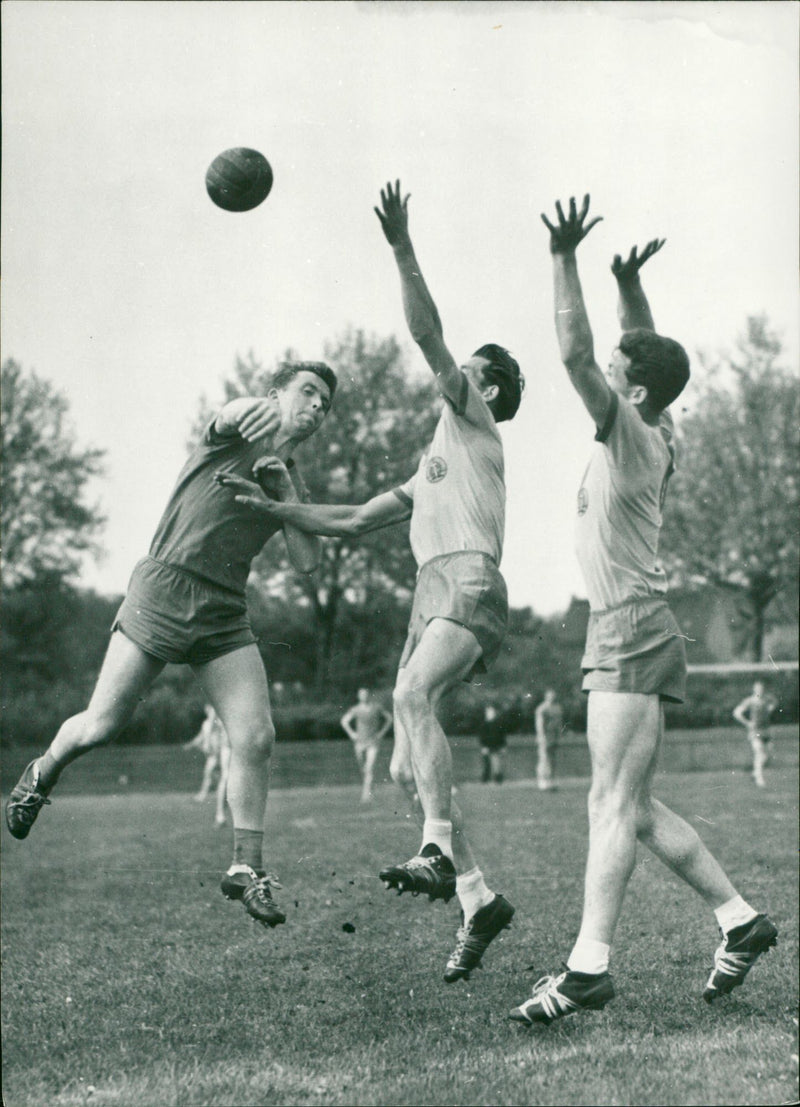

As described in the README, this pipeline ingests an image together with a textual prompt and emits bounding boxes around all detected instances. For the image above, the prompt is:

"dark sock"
[233,828,264,871]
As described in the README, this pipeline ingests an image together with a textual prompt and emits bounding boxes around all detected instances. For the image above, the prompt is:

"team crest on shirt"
[426,456,448,483]
[577,486,588,515]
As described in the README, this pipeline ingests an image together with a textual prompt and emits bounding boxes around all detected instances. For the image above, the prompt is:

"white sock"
[456,867,494,922]
[421,819,453,860]
[568,936,611,975]
[714,895,758,935]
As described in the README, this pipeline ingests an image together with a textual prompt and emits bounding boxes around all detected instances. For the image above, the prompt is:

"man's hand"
[611,239,665,282]
[214,471,285,516]
[252,456,297,501]
[374,180,411,247]
[541,194,603,255]
[217,397,281,443]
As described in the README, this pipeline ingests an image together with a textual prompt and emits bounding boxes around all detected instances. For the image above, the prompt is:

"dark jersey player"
[6,362,335,930]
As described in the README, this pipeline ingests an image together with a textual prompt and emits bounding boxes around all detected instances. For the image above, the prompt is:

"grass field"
[1,745,798,1106]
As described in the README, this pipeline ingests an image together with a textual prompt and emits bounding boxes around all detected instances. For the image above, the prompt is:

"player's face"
[461,355,492,392]
[605,347,634,395]
[278,371,332,439]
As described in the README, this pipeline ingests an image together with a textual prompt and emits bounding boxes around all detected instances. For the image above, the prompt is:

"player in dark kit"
[6,362,335,930]
[509,196,777,1027]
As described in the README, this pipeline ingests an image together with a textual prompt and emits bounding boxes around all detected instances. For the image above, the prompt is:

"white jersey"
[393,373,505,567]
[575,392,675,611]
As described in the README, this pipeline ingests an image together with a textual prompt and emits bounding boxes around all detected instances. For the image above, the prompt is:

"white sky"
[2,0,798,615]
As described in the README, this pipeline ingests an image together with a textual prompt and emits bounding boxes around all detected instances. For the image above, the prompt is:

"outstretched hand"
[252,456,295,501]
[214,471,283,516]
[374,180,411,247]
[541,194,603,255]
[611,239,666,281]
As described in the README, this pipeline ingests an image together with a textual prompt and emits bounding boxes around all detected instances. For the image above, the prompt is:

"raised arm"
[611,239,665,333]
[541,195,611,427]
[374,180,463,406]
[215,469,412,538]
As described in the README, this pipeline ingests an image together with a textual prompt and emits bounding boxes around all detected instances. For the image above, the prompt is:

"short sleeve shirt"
[148,421,303,594]
[391,373,505,567]
[575,392,675,611]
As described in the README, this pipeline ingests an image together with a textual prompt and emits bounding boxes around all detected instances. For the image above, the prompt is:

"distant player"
[509,195,777,1027]
[733,681,778,788]
[219,179,525,983]
[534,689,564,792]
[6,361,336,931]
[478,704,507,784]
[185,704,231,825]
[340,689,393,803]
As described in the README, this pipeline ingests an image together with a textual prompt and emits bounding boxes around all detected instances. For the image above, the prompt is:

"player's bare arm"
[611,239,665,333]
[214,397,281,442]
[340,707,357,740]
[541,194,611,427]
[215,474,411,537]
[375,179,464,408]
[252,457,321,574]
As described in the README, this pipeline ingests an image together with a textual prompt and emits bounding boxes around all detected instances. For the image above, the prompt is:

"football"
[205,147,273,212]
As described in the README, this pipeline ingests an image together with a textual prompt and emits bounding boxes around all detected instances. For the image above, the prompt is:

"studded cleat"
[379,843,456,903]
[509,966,615,1026]
[220,865,286,928]
[5,760,51,840]
[703,914,778,1002]
[444,894,515,982]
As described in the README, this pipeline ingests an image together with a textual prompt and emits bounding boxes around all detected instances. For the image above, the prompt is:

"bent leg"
[577,691,662,946]
[393,618,481,825]
[637,708,737,908]
[40,631,166,789]
[393,619,482,874]
[193,645,274,834]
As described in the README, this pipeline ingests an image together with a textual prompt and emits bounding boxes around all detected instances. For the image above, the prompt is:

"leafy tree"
[660,317,800,660]
[1,360,106,588]
[196,329,441,690]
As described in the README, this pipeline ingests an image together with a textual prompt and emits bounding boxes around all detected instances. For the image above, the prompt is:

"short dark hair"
[472,343,525,422]
[271,360,337,402]
[618,329,689,412]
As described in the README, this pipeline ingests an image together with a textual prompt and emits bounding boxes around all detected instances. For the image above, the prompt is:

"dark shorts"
[112,557,257,666]
[581,595,687,704]
[399,551,508,679]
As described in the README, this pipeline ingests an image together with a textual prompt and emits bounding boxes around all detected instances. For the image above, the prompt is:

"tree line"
[2,317,797,746]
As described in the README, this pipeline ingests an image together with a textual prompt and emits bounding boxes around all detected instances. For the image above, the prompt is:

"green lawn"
[1,759,797,1106]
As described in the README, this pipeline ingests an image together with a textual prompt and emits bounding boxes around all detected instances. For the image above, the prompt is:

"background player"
[185,704,231,825]
[340,688,393,803]
[534,689,564,792]
[219,179,525,983]
[6,362,336,931]
[733,681,779,788]
[478,703,507,785]
[510,195,777,1027]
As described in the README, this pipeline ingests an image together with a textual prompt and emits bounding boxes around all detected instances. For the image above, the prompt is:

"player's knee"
[231,718,276,760]
[587,780,628,825]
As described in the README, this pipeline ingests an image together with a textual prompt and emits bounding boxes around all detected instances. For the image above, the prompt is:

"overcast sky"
[3,1,798,615]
